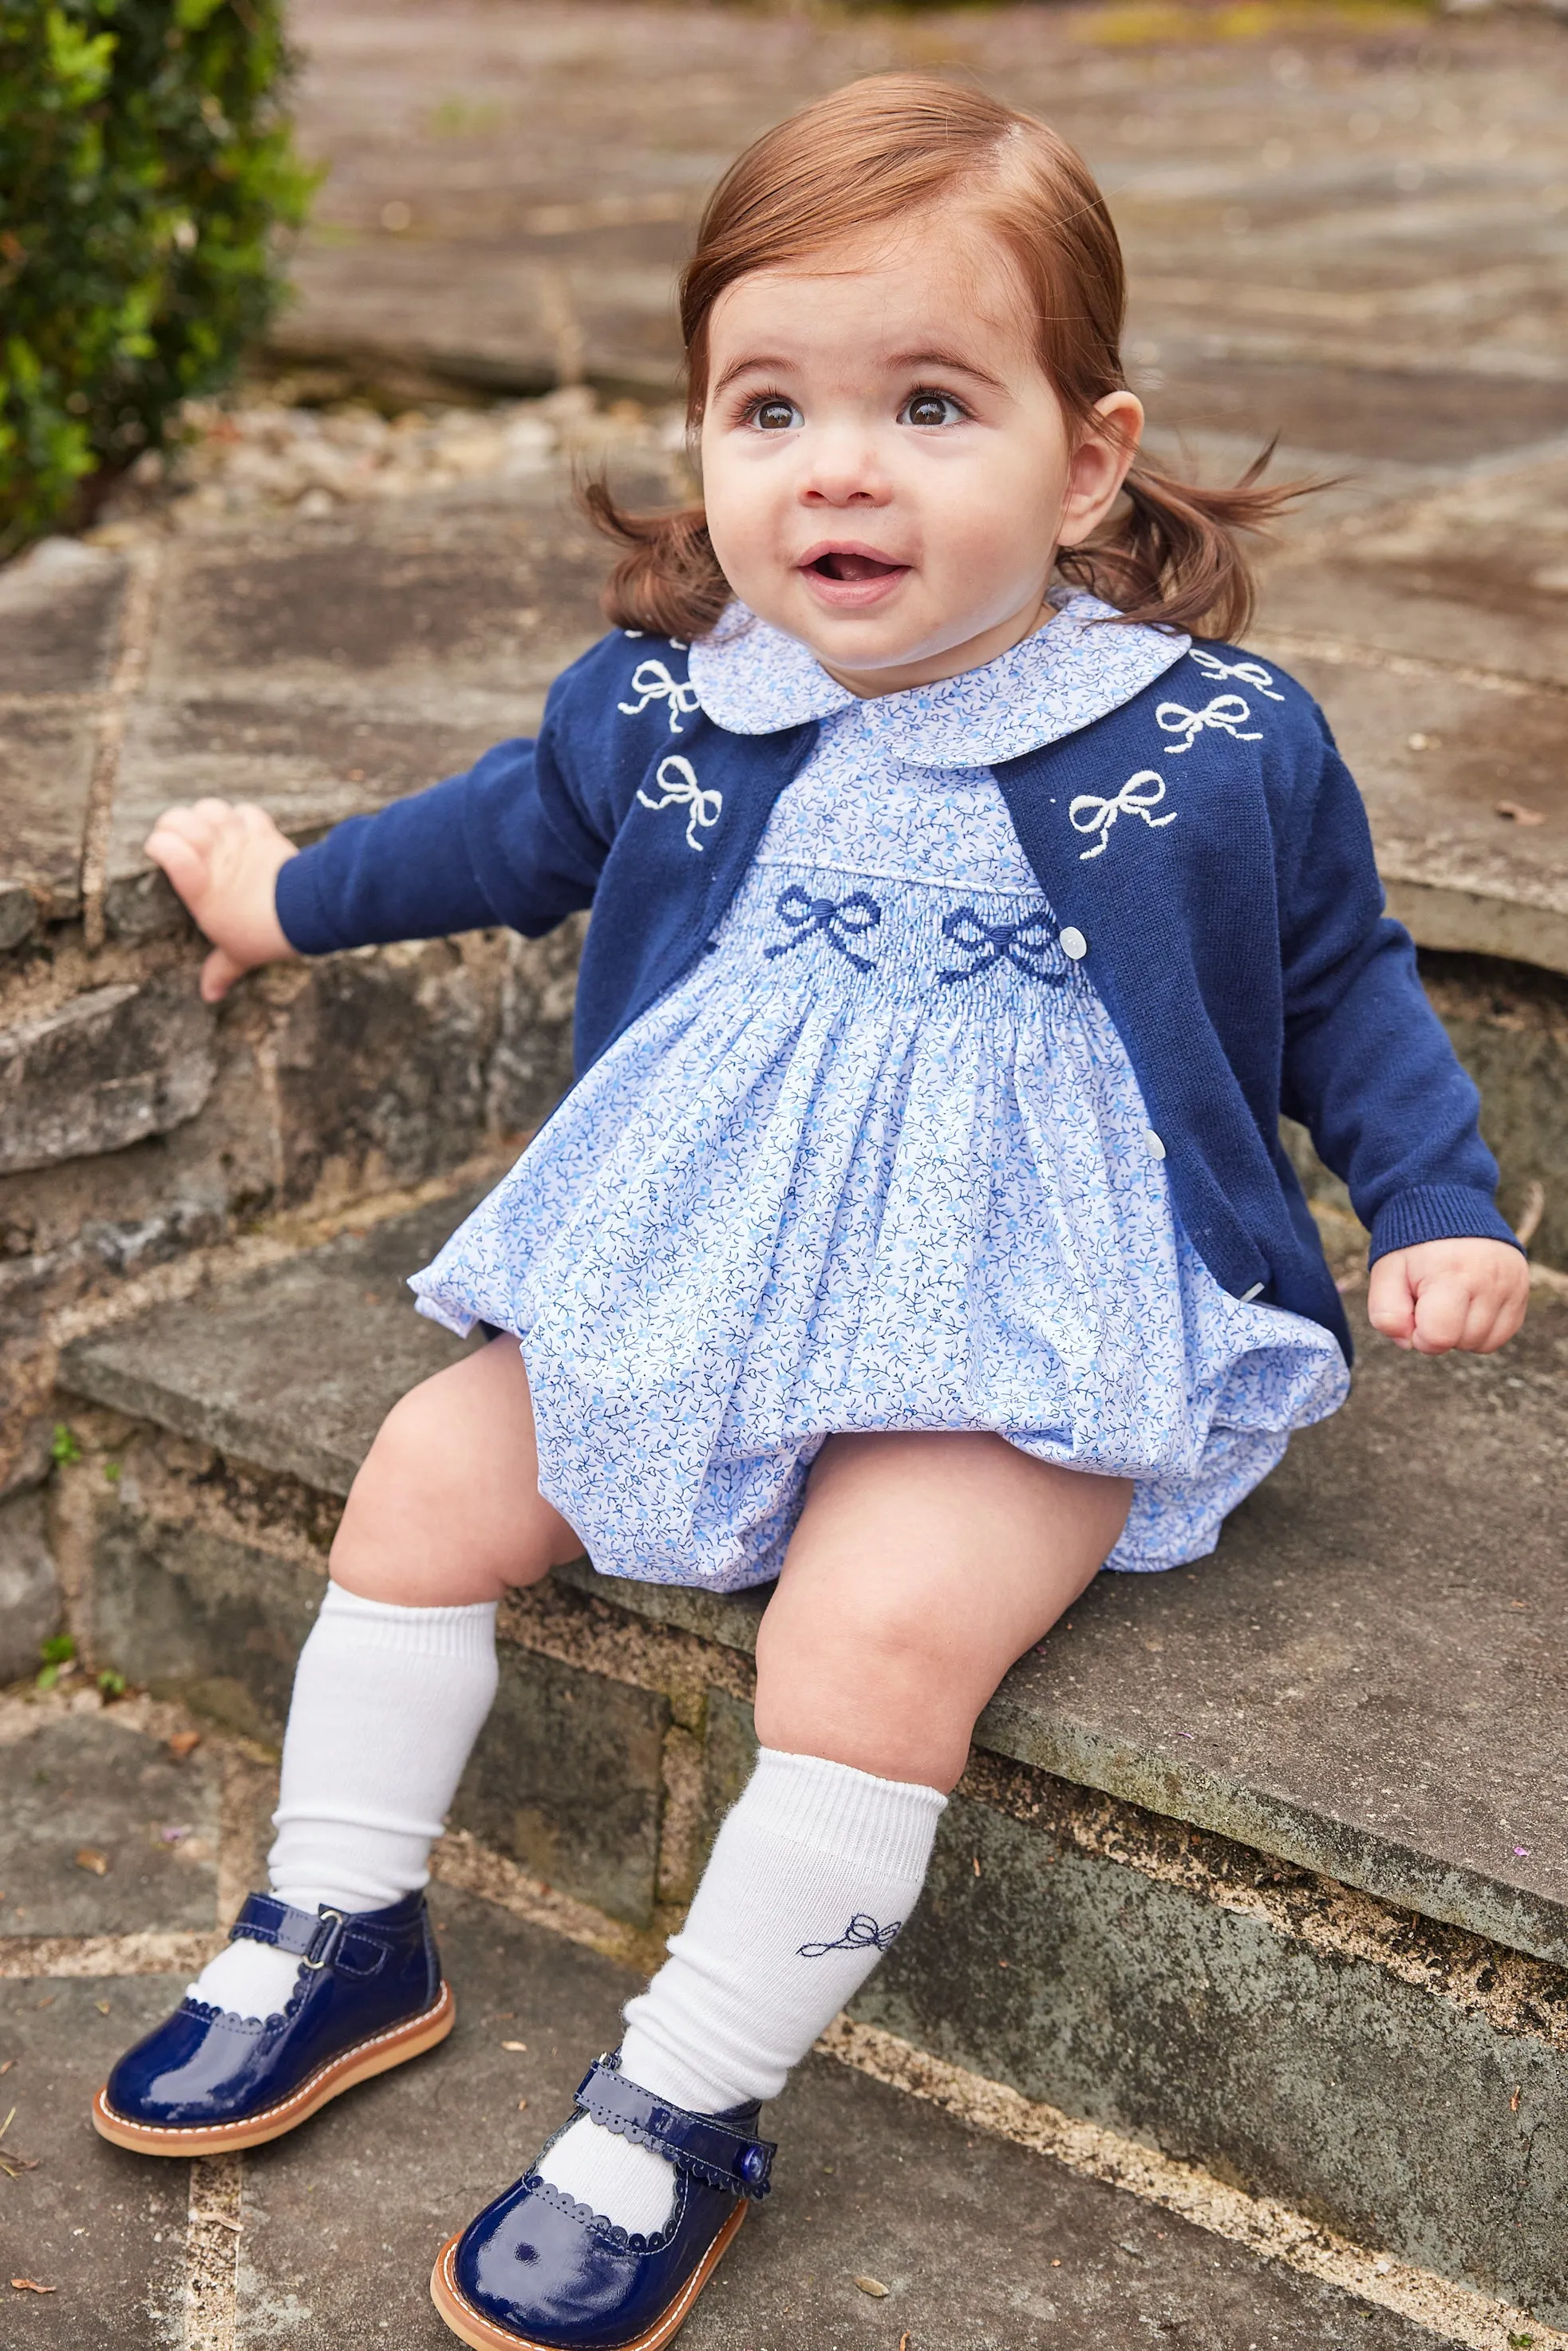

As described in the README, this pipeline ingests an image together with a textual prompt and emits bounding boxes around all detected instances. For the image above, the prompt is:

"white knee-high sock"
[188,1584,498,2020]
[538,1748,945,2234]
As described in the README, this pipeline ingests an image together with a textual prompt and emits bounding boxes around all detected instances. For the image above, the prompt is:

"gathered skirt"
[411,860,1348,1589]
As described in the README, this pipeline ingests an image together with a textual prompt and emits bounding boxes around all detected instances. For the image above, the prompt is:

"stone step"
[4,1698,1507,2351]
[51,1191,1568,2328]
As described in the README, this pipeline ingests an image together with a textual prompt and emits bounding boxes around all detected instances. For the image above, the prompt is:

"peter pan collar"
[687,590,1189,766]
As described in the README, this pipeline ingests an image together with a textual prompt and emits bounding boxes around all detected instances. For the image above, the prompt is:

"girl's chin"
[776,584,935,658]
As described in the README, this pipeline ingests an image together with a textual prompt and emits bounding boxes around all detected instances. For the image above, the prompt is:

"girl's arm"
[146,733,607,1003]
[1277,725,1528,1355]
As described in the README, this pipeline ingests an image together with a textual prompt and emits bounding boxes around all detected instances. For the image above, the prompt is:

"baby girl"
[97,74,1525,2351]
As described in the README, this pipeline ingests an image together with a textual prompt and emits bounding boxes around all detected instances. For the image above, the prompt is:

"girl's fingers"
[1461,1275,1528,1356]
[1410,1274,1470,1354]
[145,808,213,857]
[1365,1256,1416,1346]
[143,826,210,901]
[200,945,247,1004]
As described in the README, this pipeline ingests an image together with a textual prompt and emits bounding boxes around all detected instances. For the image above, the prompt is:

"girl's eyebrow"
[711,354,799,399]
[886,346,1011,395]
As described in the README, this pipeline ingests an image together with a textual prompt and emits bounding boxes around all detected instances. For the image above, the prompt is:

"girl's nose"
[798,429,891,509]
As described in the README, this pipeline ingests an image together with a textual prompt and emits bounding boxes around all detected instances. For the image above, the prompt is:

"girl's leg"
[539,1432,1130,2229]
[195,1338,581,2016]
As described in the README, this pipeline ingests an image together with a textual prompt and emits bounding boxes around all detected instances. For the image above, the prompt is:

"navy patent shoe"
[93,1889,453,2155]
[430,2053,773,2349]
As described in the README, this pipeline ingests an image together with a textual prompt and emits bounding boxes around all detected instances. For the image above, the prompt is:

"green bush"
[0,1,316,552]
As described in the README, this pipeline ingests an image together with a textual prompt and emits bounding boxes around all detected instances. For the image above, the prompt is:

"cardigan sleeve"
[275,707,611,956]
[1274,721,1519,1264]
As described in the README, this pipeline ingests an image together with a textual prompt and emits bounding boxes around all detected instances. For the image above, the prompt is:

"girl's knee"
[330,1383,504,1602]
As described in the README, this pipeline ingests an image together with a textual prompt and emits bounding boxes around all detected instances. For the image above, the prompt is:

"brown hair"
[588,74,1313,644]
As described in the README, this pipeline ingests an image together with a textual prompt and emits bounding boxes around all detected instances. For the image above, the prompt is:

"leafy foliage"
[0,0,316,551]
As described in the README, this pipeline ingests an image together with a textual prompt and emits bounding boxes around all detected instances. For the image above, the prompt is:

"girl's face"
[698,216,1143,697]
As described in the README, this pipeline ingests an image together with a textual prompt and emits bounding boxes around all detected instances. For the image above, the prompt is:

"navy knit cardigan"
[276,626,1517,1361]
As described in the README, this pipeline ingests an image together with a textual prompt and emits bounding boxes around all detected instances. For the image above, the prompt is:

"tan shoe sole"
[429,2195,747,2351]
[90,1979,455,2155]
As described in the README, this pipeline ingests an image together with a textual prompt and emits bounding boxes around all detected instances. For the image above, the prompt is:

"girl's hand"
[1366,1237,1529,1357]
[144,799,299,1003]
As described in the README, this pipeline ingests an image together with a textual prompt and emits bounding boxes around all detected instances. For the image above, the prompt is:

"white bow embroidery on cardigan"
[1189,650,1285,702]
[1068,769,1175,860]
[1157,693,1262,754]
[636,754,723,851]
[618,659,701,733]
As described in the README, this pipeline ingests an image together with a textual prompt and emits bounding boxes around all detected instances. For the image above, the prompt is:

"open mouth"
[805,550,906,583]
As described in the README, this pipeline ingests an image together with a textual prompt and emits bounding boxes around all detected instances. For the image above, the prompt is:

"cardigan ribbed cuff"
[745,1748,947,1879]
[274,844,346,957]
[1367,1184,1523,1266]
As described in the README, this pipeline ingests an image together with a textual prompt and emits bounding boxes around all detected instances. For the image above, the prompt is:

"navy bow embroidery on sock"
[764,887,882,973]
[796,1914,902,1958]
[937,907,1068,986]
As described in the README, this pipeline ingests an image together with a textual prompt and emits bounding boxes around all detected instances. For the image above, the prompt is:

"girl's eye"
[748,397,802,433]
[901,390,966,429]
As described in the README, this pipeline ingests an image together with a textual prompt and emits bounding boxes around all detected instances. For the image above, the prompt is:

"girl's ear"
[1058,390,1144,549]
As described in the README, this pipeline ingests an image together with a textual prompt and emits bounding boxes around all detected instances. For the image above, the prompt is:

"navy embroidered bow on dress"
[937,907,1068,986]
[764,886,882,972]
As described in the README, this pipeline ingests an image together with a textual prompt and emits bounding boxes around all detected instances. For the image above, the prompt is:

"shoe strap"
[575,2055,775,2200]
[229,1892,346,1968]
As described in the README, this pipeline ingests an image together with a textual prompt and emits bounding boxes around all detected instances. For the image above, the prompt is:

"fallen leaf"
[0,2061,13,2076]
[168,1730,201,1759]
[900,2337,910,2351]
[1511,2086,1523,2112]
[1496,800,1546,826]
[516,2098,529,2112]
[73,1848,109,1876]
[500,2040,528,2052]
[95,2001,111,2016]
[854,2275,889,2298]
[10,2279,55,2294]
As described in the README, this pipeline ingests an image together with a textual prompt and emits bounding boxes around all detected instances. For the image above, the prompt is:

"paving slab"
[0,1710,221,1939]
[57,1197,1568,1965]
[1260,447,1568,689]
[235,1883,1446,2351]
[101,476,650,940]
[0,1974,192,2348]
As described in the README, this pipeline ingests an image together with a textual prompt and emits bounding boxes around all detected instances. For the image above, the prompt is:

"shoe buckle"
[301,1908,345,1970]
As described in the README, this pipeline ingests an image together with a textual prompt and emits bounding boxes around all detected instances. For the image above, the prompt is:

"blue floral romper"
[412,595,1348,1590]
